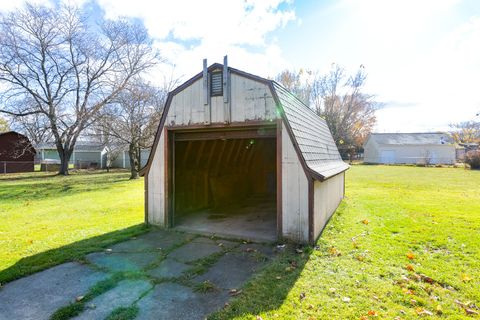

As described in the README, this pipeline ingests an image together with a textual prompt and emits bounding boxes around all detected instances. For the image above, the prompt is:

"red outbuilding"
[0,131,36,173]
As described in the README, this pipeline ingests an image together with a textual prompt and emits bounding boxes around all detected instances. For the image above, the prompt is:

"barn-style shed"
[0,131,36,173]
[141,59,348,243]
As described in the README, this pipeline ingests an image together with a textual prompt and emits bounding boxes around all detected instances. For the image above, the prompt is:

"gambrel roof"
[272,82,348,180]
[141,63,348,181]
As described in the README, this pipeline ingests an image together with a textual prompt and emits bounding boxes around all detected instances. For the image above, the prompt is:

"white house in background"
[363,132,456,165]
[111,149,151,169]
[36,142,108,168]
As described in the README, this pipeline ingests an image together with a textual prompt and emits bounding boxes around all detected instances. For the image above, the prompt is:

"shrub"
[465,150,480,169]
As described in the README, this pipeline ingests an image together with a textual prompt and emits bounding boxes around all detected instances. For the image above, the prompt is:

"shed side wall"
[313,172,345,240]
[147,130,165,225]
[281,122,309,242]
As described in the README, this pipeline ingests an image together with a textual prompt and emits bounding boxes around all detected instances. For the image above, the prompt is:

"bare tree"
[449,121,480,144]
[276,64,378,154]
[96,79,169,179]
[275,69,311,106]
[0,3,158,175]
[11,113,52,146]
[310,64,378,150]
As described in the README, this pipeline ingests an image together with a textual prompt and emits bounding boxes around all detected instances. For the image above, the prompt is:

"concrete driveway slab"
[168,237,223,263]
[73,279,153,320]
[135,282,228,320]
[193,251,267,290]
[0,262,107,320]
[86,251,160,272]
[146,258,191,279]
[0,229,276,320]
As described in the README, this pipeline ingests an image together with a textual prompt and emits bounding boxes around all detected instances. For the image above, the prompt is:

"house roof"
[36,142,106,152]
[141,63,348,181]
[367,132,453,146]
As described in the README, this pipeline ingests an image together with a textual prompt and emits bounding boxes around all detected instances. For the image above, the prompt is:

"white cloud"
[324,0,479,132]
[94,0,295,81]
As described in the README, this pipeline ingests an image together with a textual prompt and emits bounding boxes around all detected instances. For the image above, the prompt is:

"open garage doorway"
[168,128,278,241]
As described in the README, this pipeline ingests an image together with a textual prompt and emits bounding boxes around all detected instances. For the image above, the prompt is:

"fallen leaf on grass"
[361,219,369,225]
[418,274,434,284]
[461,274,472,282]
[406,264,415,271]
[367,310,378,316]
[415,307,433,316]
[402,288,415,295]
[454,300,479,315]
[466,309,479,315]
[329,247,341,256]
[359,316,368,320]
[406,252,415,260]
[229,289,242,296]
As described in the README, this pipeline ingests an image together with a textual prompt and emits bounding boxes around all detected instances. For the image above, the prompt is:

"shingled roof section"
[272,82,349,180]
[368,132,453,145]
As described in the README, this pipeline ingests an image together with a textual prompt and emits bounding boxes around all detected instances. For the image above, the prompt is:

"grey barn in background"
[140,59,348,243]
[363,132,456,165]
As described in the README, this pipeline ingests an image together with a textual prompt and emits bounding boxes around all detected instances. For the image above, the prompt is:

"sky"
[3,0,480,132]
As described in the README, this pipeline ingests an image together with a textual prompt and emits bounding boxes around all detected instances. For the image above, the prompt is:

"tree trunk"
[58,148,73,175]
[128,143,139,179]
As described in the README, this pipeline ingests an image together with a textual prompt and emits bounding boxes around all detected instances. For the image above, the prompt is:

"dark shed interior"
[173,135,277,241]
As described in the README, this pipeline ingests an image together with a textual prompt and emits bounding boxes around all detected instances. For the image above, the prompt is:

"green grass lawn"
[212,165,480,319]
[0,170,147,284]
[1,166,479,319]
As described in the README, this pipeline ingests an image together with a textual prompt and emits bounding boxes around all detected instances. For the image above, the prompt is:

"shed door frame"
[163,120,282,239]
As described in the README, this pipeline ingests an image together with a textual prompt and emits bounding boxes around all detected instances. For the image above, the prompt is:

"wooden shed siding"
[165,74,276,126]
[147,129,166,225]
[312,172,345,240]
[281,122,309,242]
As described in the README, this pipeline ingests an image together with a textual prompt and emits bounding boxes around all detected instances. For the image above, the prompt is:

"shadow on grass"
[0,224,149,285]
